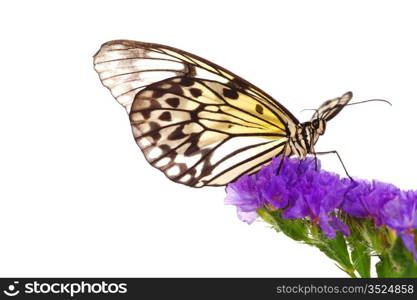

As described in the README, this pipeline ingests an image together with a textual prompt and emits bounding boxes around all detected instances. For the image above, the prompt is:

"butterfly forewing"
[313,92,353,121]
[94,40,297,187]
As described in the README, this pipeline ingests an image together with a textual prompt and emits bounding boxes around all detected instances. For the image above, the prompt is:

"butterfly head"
[310,91,353,135]
[310,118,326,135]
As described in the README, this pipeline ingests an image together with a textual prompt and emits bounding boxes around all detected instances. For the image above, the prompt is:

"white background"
[1,0,416,277]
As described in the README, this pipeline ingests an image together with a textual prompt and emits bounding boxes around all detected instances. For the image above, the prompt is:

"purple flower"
[380,191,417,260]
[278,158,349,238]
[224,174,265,224]
[343,180,399,225]
[341,180,372,218]
[224,154,417,261]
[225,156,349,238]
[380,191,417,231]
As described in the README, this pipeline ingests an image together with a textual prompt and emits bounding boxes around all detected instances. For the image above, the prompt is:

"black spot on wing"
[159,144,171,154]
[150,83,184,98]
[141,110,151,119]
[180,77,194,87]
[168,126,186,140]
[183,133,201,156]
[166,97,180,108]
[150,100,162,109]
[222,88,238,100]
[255,104,264,114]
[159,111,172,121]
[166,84,184,96]
[190,88,202,97]
[152,89,166,98]
[230,77,250,90]
[148,122,161,140]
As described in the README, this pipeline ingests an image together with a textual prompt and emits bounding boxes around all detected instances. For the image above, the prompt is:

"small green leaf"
[312,232,354,276]
[390,237,417,277]
[270,212,309,242]
[376,238,417,277]
[257,207,309,242]
[376,254,395,278]
[327,232,354,272]
[344,216,371,277]
[350,243,371,278]
[256,207,279,228]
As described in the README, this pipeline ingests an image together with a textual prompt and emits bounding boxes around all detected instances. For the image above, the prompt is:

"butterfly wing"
[312,91,353,122]
[94,40,298,187]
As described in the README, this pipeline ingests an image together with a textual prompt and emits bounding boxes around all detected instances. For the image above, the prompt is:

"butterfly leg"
[275,143,288,176]
[297,158,306,173]
[314,150,353,181]
[313,151,318,171]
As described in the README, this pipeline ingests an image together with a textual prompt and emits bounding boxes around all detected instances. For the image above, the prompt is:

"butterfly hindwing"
[130,77,288,187]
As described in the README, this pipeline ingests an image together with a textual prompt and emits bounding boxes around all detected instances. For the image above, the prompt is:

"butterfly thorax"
[288,122,320,159]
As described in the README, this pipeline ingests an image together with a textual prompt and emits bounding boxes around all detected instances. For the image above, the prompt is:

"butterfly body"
[94,40,353,187]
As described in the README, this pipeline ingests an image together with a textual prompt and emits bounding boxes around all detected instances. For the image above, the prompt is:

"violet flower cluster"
[225,155,417,261]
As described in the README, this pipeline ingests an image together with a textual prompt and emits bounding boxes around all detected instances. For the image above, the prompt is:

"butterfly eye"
[312,119,320,129]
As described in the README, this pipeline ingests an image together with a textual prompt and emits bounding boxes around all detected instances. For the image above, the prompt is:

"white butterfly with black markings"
[94,40,378,187]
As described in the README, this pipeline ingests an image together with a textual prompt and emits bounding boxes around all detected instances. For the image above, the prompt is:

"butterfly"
[93,40,354,188]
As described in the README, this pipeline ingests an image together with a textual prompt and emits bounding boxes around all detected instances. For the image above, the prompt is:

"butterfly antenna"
[300,108,319,114]
[346,98,392,107]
